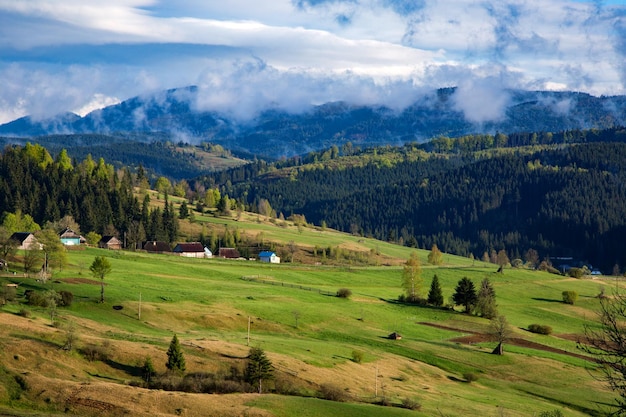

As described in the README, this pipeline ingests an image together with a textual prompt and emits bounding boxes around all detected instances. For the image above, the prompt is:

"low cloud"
[452,76,511,123]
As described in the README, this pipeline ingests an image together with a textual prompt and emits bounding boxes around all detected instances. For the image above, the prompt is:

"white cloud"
[0,0,624,123]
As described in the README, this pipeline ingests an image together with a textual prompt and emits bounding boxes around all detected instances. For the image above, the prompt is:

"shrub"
[18,308,31,318]
[81,343,109,362]
[59,290,73,307]
[528,324,553,335]
[568,267,584,278]
[463,372,478,383]
[538,410,564,417]
[351,350,364,364]
[319,383,348,402]
[336,288,352,299]
[25,291,46,307]
[401,397,422,411]
[562,291,578,305]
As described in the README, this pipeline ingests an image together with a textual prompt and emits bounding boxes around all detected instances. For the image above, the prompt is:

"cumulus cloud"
[0,0,624,124]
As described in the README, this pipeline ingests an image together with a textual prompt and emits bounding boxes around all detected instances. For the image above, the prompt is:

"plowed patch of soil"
[63,277,101,285]
[419,322,593,362]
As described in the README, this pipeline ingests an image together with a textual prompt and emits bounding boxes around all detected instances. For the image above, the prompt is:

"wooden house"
[10,232,40,250]
[141,241,171,253]
[99,236,122,250]
[217,248,241,259]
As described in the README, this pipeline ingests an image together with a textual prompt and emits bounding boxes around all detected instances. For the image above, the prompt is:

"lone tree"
[166,334,186,373]
[401,252,422,303]
[427,274,444,306]
[452,277,477,313]
[245,347,273,393]
[89,256,112,303]
[489,315,512,355]
[475,278,497,319]
[580,291,626,414]
[427,244,444,266]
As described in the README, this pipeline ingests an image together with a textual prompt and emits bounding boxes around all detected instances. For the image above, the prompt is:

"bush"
[351,350,363,364]
[18,308,31,318]
[528,324,553,335]
[401,397,422,411]
[59,291,73,307]
[336,288,352,298]
[81,343,110,362]
[562,291,578,305]
[319,383,349,402]
[25,291,46,307]
[463,372,478,383]
[567,267,584,278]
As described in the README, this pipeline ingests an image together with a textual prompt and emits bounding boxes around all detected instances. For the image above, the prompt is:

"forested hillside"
[0,144,178,247]
[202,127,626,272]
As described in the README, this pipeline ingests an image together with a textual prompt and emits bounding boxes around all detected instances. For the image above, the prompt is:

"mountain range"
[1,86,625,159]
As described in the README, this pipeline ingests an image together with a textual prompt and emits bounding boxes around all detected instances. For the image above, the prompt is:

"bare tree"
[579,292,626,414]
[489,315,512,355]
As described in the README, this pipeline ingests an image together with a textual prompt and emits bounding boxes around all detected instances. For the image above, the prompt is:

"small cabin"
[259,251,280,264]
[10,232,40,250]
[217,248,241,259]
[99,236,122,250]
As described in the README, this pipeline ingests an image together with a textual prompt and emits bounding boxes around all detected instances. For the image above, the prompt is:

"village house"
[10,232,40,250]
[173,242,212,258]
[98,236,122,250]
[141,241,171,253]
[59,227,82,245]
[258,251,280,264]
[217,248,241,259]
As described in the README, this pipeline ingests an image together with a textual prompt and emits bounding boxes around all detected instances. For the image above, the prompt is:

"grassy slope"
[0,222,619,417]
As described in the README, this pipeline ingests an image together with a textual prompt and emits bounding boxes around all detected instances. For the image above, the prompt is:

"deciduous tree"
[427,244,444,265]
[89,256,112,303]
[489,315,512,355]
[401,252,422,303]
[580,292,626,414]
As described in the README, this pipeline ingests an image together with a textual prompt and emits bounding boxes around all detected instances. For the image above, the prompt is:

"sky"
[0,0,625,124]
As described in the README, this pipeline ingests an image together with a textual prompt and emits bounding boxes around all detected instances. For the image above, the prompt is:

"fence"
[241,275,335,296]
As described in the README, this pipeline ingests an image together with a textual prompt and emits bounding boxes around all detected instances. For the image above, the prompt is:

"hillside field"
[0,235,621,416]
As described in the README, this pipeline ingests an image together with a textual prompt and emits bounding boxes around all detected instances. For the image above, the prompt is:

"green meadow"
[0,238,620,416]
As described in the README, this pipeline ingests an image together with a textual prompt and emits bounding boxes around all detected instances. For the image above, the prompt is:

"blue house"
[259,251,280,264]
[59,228,82,246]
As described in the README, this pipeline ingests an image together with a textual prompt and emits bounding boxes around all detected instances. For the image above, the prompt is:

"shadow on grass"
[531,297,563,303]
[10,332,60,349]
[104,359,142,377]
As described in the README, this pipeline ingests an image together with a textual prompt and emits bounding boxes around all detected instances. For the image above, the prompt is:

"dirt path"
[419,322,594,362]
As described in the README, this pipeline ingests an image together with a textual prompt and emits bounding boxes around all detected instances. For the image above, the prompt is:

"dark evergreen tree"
[179,200,189,219]
[142,356,156,383]
[427,274,444,306]
[166,334,186,373]
[453,277,477,313]
[245,347,273,394]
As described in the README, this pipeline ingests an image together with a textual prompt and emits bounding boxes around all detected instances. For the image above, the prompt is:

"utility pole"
[247,316,251,346]
[138,292,141,320]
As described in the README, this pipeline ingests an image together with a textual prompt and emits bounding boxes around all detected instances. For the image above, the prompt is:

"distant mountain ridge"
[1,86,625,158]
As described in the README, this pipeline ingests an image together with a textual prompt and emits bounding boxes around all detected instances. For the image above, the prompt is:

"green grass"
[0,244,620,416]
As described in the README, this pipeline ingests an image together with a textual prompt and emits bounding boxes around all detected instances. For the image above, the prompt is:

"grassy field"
[0,232,621,416]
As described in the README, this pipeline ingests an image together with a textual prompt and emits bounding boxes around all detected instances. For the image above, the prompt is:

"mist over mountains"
[1,86,625,159]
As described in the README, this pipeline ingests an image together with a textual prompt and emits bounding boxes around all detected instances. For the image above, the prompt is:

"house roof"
[173,242,205,253]
[10,232,34,244]
[259,251,276,257]
[100,236,120,244]
[142,241,171,252]
[217,248,240,258]
[59,227,81,239]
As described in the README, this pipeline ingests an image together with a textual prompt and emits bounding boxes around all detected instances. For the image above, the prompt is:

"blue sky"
[0,0,625,123]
